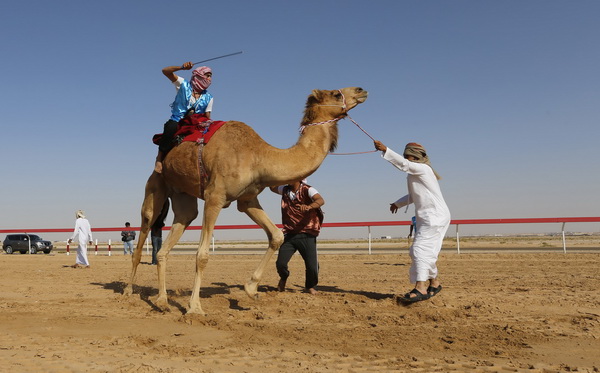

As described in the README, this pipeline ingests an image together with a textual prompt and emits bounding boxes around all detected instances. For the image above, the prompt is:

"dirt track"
[1,251,599,372]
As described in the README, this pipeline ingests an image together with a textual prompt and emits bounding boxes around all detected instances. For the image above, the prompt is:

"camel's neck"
[261,122,338,187]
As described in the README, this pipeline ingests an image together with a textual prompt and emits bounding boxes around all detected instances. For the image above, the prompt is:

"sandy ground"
[1,248,599,372]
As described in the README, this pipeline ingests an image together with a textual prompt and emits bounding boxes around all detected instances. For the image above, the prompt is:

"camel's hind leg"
[238,197,284,300]
[125,172,168,296]
[187,193,225,315]
[155,192,198,311]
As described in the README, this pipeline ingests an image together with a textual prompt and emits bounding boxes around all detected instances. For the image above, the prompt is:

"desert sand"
[1,243,599,372]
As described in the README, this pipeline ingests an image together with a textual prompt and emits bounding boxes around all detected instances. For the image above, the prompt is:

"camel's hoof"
[154,297,171,312]
[186,307,207,316]
[244,282,259,301]
[123,285,133,296]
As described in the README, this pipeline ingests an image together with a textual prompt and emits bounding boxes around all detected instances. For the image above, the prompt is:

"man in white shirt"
[374,141,451,304]
[68,210,93,268]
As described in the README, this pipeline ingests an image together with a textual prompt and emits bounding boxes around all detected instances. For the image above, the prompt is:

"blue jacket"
[169,79,213,122]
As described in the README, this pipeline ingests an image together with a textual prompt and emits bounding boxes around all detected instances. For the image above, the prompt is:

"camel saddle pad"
[153,114,226,146]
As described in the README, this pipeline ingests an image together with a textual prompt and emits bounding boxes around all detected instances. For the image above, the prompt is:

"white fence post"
[561,222,567,254]
[456,224,460,254]
[368,226,372,255]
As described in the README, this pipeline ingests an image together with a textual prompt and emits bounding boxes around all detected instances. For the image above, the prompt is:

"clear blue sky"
[1,1,599,241]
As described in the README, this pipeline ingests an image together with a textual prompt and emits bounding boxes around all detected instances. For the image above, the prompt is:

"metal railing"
[2,217,599,254]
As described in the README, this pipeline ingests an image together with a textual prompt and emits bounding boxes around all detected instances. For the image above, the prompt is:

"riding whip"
[193,51,243,66]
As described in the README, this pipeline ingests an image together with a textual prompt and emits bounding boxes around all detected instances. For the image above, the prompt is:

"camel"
[124,87,368,315]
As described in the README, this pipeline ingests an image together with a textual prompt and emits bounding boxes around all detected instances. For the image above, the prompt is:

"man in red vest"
[270,179,325,295]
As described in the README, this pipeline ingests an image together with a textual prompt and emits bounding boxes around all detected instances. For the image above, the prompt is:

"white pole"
[95,239,98,255]
[561,222,567,254]
[108,239,112,256]
[26,233,32,254]
[212,235,215,252]
[456,224,460,254]
[368,226,372,255]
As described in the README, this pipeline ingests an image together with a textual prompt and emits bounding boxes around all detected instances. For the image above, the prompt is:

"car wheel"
[30,247,38,254]
[5,246,14,254]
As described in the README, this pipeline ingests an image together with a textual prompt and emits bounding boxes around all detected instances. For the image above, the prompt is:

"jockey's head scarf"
[403,142,441,180]
[191,66,212,92]
[76,210,86,219]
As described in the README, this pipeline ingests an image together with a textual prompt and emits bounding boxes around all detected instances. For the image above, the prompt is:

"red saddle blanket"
[153,114,226,146]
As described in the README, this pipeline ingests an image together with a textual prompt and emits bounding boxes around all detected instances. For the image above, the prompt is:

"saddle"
[152,114,226,146]
[153,114,227,198]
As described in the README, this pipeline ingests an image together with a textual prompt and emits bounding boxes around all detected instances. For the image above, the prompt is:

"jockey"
[154,62,213,173]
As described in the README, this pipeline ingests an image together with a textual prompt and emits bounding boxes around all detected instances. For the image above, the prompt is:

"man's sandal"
[427,285,442,297]
[398,288,431,304]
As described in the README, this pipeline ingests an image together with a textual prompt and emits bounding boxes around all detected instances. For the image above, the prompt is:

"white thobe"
[383,148,451,283]
[70,218,93,266]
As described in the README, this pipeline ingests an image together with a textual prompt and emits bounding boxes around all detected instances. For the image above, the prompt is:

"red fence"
[2,217,599,254]
[2,217,599,234]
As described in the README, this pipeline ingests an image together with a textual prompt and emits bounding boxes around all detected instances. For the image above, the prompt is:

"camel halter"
[299,89,377,155]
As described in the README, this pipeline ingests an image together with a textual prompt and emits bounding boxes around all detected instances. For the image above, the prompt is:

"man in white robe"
[374,141,451,304]
[68,210,93,268]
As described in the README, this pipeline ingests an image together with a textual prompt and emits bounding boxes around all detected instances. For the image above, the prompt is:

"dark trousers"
[276,233,319,289]
[151,236,162,265]
[158,119,179,153]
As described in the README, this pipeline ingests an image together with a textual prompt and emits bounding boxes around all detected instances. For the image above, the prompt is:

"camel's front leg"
[155,193,197,311]
[238,198,284,300]
[125,172,167,297]
[187,199,223,315]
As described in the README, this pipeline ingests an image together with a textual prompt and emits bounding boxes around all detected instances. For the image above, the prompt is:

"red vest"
[281,183,324,236]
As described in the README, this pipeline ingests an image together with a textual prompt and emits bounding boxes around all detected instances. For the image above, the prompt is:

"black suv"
[3,234,53,254]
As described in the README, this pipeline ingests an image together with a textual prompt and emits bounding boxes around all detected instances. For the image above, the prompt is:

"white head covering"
[76,210,85,219]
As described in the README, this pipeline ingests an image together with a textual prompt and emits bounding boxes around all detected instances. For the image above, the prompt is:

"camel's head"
[305,87,368,118]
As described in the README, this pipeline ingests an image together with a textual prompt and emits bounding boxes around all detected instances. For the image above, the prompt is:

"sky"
[1,0,599,242]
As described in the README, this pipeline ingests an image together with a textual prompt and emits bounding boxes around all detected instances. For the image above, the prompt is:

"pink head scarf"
[191,66,212,92]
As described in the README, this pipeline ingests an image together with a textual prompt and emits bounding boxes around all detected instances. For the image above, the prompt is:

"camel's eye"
[334,92,342,99]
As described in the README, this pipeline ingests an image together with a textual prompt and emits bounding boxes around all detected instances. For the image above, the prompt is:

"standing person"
[154,61,214,173]
[150,222,163,265]
[408,216,417,239]
[270,179,325,295]
[374,141,451,304]
[151,200,170,265]
[68,210,93,268]
[121,222,136,255]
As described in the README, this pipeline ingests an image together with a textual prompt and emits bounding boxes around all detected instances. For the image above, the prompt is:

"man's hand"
[374,140,387,152]
[389,203,398,214]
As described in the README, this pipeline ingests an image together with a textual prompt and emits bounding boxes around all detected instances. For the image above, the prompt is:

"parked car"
[2,234,53,254]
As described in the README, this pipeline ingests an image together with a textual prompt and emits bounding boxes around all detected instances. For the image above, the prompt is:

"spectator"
[121,222,136,255]
[68,210,93,268]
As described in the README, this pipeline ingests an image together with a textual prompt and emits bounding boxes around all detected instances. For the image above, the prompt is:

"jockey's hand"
[181,61,193,70]
[389,204,398,214]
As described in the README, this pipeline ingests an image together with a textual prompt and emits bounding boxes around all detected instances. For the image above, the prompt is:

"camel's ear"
[311,89,324,102]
